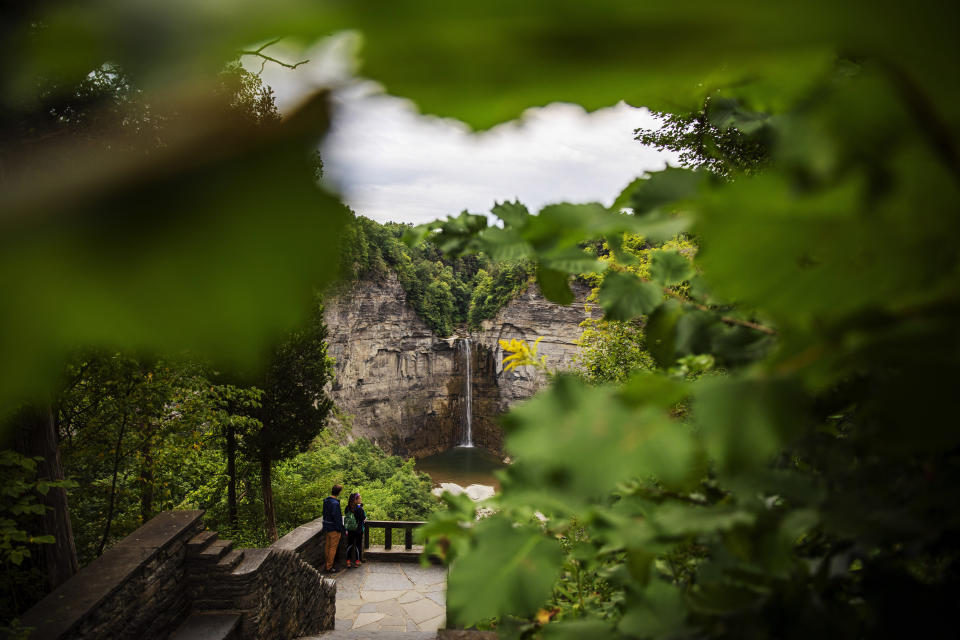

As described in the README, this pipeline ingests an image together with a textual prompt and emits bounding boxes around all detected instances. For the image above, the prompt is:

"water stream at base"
[415,446,504,490]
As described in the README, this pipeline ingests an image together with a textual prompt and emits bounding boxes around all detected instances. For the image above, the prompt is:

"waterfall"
[459,337,474,447]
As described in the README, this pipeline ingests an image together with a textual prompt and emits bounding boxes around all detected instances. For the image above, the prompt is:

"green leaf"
[477,226,531,261]
[606,233,640,266]
[536,267,574,305]
[328,2,850,129]
[540,247,606,275]
[491,200,531,227]
[447,517,563,625]
[618,579,689,639]
[424,211,489,256]
[631,168,705,214]
[401,223,436,248]
[612,177,645,213]
[0,94,349,414]
[618,371,689,409]
[650,250,694,286]
[651,503,756,537]
[693,377,807,477]
[686,583,761,615]
[505,376,701,497]
[598,272,663,321]
[542,620,613,639]
[645,301,684,368]
[624,545,655,586]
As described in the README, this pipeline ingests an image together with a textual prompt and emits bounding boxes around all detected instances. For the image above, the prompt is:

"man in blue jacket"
[322,484,345,571]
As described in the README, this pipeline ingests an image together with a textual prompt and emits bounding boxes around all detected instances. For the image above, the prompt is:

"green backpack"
[344,510,358,532]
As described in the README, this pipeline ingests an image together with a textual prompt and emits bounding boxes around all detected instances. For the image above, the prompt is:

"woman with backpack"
[344,492,366,568]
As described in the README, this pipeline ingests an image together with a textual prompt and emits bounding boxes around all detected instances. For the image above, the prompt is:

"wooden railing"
[362,520,426,551]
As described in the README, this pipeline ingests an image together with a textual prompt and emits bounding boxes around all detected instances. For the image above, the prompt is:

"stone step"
[169,612,240,640]
[193,597,237,611]
[186,530,218,556]
[213,548,245,572]
[195,538,233,562]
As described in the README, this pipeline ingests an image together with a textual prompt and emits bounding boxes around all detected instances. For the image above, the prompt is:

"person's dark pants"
[346,529,364,564]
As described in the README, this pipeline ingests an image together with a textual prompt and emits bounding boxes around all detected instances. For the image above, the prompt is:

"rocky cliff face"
[323,273,598,457]
[472,282,600,452]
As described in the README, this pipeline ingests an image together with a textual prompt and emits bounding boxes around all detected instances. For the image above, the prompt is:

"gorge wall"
[323,273,599,458]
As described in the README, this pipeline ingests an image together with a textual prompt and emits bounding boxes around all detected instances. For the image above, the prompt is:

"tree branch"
[239,39,309,72]
[663,287,777,335]
[874,56,960,183]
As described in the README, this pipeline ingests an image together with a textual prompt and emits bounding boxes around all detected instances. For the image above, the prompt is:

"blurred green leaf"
[491,200,532,227]
[447,517,563,624]
[536,267,574,305]
[650,250,694,286]
[651,503,756,537]
[686,583,761,615]
[505,376,702,497]
[631,168,705,215]
[618,579,689,639]
[542,620,613,639]
[324,1,885,129]
[693,377,807,477]
[599,272,663,321]
[415,211,489,256]
[645,301,684,368]
[618,371,689,409]
[0,94,349,412]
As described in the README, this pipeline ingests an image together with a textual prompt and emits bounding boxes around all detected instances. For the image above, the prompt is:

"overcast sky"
[253,36,676,225]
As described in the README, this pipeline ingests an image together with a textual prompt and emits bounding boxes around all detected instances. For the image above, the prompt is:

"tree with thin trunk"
[241,299,334,542]
[207,384,262,530]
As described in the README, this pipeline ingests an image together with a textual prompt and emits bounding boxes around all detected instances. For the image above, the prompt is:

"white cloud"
[250,37,677,225]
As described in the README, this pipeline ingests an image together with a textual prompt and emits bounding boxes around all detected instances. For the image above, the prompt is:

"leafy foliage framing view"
[340,216,533,336]
[2,1,959,638]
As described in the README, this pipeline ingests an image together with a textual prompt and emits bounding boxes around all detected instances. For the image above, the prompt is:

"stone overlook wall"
[324,273,599,456]
[20,510,337,640]
[20,510,205,640]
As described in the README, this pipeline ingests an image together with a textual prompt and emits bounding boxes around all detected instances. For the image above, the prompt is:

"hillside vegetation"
[340,215,533,336]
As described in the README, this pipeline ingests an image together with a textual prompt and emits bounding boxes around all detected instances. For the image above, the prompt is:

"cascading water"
[459,337,474,447]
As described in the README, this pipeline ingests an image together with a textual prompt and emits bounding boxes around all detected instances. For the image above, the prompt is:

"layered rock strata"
[323,273,599,457]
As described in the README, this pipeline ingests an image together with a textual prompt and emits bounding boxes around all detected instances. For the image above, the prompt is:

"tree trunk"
[97,413,128,556]
[25,404,79,590]
[139,439,154,524]
[227,424,237,528]
[260,454,278,543]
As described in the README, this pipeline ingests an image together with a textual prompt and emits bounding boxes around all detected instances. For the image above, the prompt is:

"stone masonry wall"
[19,510,205,640]
[189,517,337,639]
[243,549,334,639]
[20,511,339,640]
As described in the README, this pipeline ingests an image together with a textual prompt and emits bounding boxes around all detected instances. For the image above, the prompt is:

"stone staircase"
[168,528,335,639]
[167,529,244,639]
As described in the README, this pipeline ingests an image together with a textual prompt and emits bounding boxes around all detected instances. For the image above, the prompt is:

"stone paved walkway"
[301,562,447,637]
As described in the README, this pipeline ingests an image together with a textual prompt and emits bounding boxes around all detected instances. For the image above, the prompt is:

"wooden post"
[405,527,413,550]
[364,525,370,549]
[385,526,392,550]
